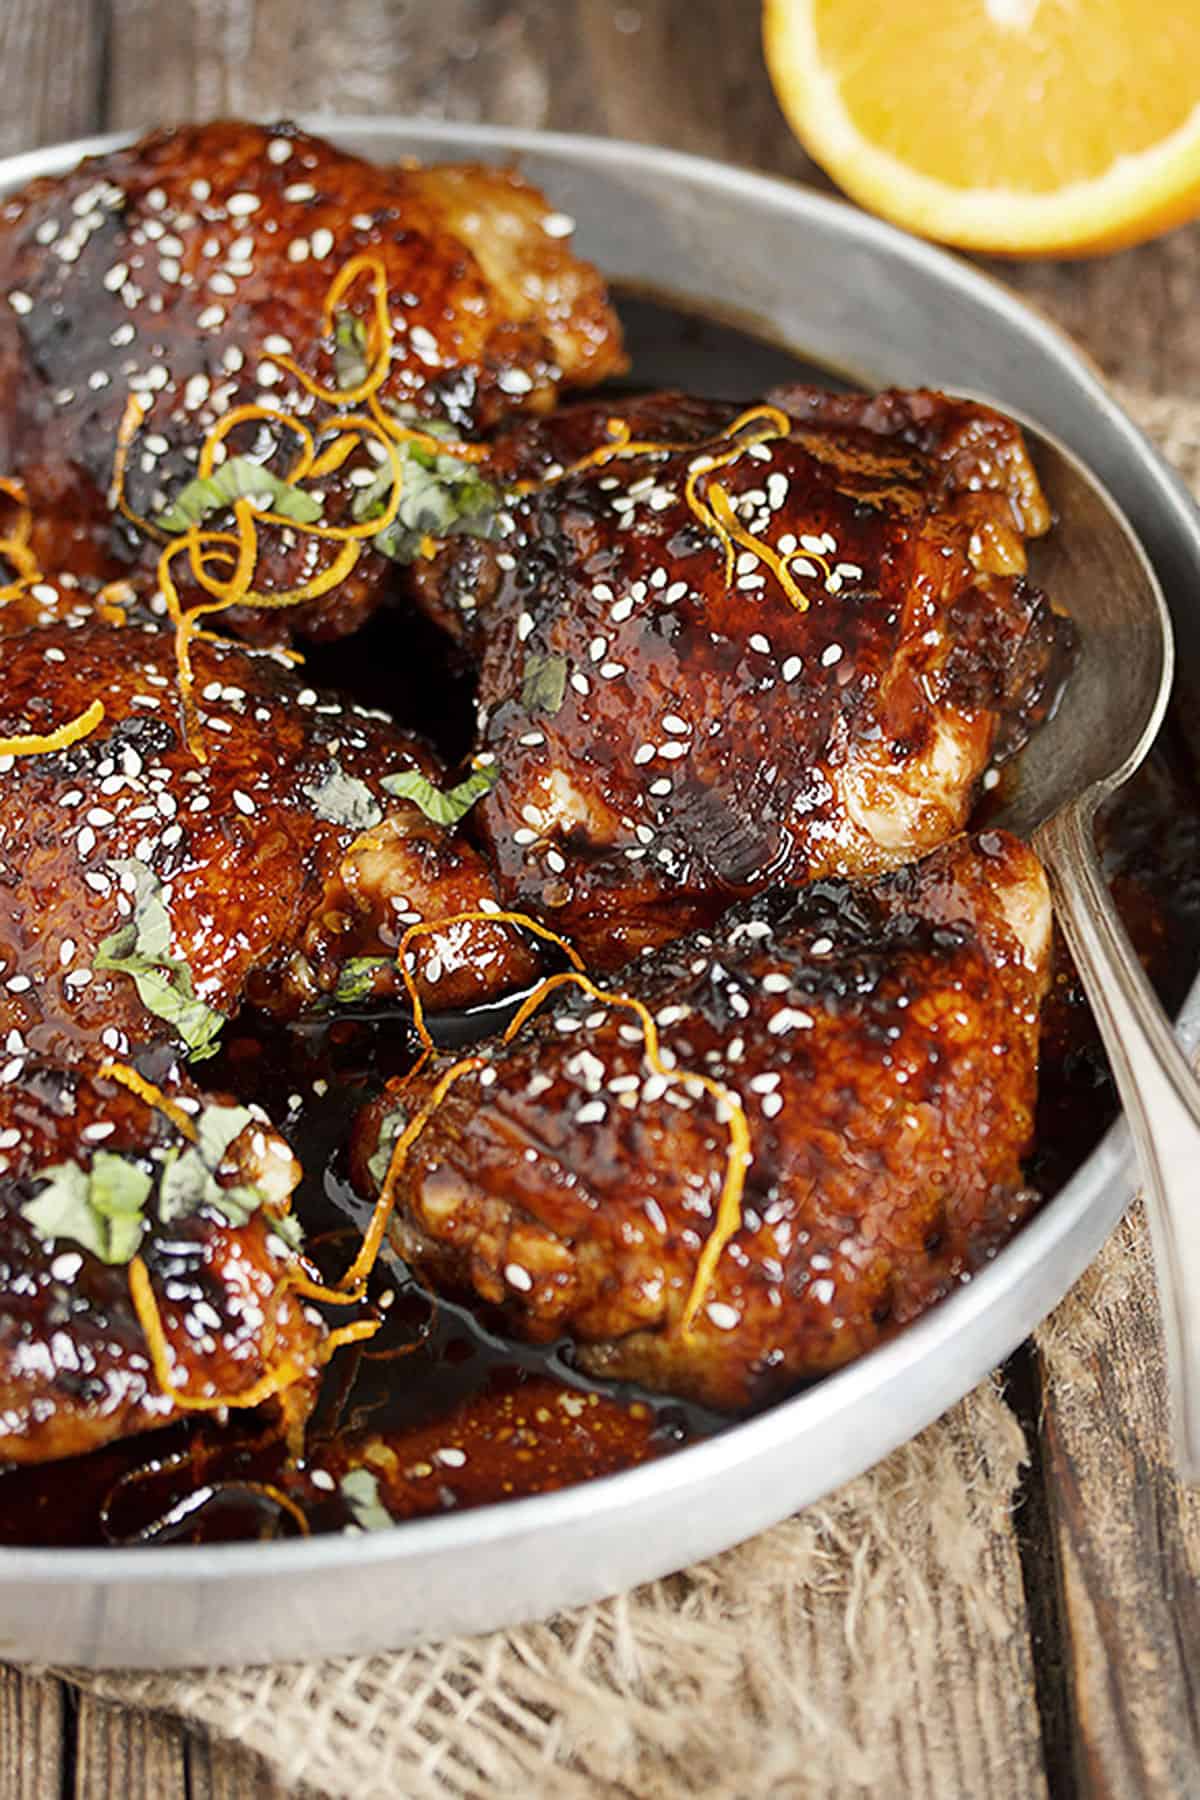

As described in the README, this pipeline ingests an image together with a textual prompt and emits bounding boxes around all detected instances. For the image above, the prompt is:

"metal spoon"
[993,420,1200,1472]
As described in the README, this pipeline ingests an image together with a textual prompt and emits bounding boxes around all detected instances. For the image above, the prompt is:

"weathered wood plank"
[0,0,107,155]
[1034,1204,1200,1799]
[0,1667,66,1800]
[186,1730,292,1800]
[72,1692,190,1799]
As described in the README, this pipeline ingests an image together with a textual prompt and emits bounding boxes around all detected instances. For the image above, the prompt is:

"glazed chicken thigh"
[416,387,1072,968]
[0,1056,321,1465]
[0,120,625,638]
[355,831,1051,1413]
[0,613,536,1066]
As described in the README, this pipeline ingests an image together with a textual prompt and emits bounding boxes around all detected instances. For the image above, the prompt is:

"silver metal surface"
[997,429,1200,1478]
[1,120,1199,1671]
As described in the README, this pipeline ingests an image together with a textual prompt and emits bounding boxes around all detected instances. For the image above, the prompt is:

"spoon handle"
[1036,797,1200,1479]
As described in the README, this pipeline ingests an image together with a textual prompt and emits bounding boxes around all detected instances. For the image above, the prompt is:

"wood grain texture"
[0,0,107,154]
[72,1694,190,1798]
[1034,1207,1200,1800]
[0,1667,65,1800]
[3,3,1199,1797]
[185,1732,293,1800]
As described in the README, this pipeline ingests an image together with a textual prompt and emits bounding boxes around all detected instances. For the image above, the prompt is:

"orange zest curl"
[97,1060,199,1140]
[0,697,105,760]
[0,476,44,603]
[394,909,586,1050]
[528,401,813,615]
[272,252,394,406]
[129,1253,379,1414]
[110,394,163,541]
[102,254,489,764]
[373,941,753,1340]
[273,911,582,1314]
[497,972,753,1335]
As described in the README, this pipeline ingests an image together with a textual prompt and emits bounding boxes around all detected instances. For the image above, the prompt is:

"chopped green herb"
[154,456,325,534]
[520,651,567,716]
[381,760,499,827]
[367,1106,409,1188]
[333,310,369,390]
[341,1466,394,1533]
[22,1152,153,1265]
[95,860,227,1061]
[335,957,392,1005]
[157,1100,294,1240]
[303,764,383,829]
[351,427,498,564]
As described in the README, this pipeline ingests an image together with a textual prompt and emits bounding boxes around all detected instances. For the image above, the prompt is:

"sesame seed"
[633,744,656,765]
[706,1302,740,1331]
[310,227,334,258]
[7,290,31,314]
[227,192,261,216]
[662,714,689,735]
[748,634,770,654]
[233,789,255,816]
[782,656,803,682]
[284,182,316,202]
[497,368,533,395]
[768,1007,814,1034]
[821,644,843,667]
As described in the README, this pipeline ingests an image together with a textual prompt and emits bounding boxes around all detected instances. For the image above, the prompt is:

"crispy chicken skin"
[354,832,1051,1413]
[0,1057,319,1465]
[0,120,625,637]
[0,614,536,1064]
[415,387,1072,968]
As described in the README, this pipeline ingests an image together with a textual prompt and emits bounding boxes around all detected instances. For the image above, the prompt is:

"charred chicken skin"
[0,1057,321,1465]
[415,387,1072,968]
[0,613,536,1066]
[0,120,625,639]
[354,831,1051,1414]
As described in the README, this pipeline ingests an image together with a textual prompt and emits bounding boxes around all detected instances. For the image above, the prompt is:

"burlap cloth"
[26,321,1200,1795]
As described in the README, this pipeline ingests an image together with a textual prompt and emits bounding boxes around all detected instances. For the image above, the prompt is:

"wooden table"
[2,5,1199,1795]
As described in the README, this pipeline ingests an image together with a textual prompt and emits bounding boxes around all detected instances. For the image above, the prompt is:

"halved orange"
[763,0,1200,255]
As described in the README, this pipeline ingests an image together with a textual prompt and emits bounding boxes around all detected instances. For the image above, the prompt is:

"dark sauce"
[2,291,1198,1548]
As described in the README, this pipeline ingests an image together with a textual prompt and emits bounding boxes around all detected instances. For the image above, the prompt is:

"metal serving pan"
[1,120,1198,1671]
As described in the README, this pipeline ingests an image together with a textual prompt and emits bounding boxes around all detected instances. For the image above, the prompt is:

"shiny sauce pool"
[3,294,1199,1547]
